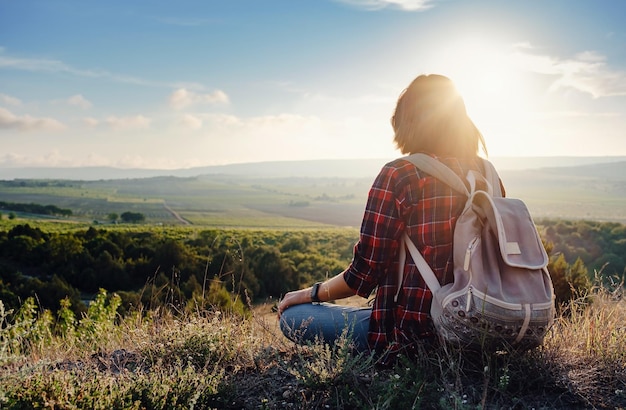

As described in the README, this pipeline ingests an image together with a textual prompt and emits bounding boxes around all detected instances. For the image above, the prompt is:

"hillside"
[0,159,625,227]
[0,156,625,180]
[1,161,625,409]
[499,161,626,223]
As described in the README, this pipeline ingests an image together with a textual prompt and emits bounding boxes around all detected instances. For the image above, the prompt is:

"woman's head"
[391,74,487,158]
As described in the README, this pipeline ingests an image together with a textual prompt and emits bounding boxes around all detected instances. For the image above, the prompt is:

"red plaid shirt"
[343,155,494,356]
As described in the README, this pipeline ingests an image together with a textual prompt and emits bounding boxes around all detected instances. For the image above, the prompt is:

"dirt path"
[163,203,190,225]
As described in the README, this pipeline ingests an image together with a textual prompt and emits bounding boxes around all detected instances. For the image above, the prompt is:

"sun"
[434,39,537,156]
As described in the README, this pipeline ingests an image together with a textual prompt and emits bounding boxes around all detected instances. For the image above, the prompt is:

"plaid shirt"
[343,155,494,356]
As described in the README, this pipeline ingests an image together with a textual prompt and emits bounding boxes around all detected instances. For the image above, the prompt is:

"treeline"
[0,225,354,316]
[538,219,626,280]
[0,219,623,318]
[0,201,72,217]
[0,180,78,188]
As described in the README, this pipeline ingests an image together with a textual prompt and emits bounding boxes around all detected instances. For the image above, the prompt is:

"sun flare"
[437,39,537,156]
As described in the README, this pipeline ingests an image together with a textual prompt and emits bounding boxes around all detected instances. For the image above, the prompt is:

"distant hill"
[1,158,625,226]
[0,156,624,181]
[538,160,626,180]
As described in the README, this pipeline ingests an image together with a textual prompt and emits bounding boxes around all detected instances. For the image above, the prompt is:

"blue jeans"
[279,302,372,353]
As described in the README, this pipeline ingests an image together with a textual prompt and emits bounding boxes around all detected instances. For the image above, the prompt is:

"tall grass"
[0,282,625,409]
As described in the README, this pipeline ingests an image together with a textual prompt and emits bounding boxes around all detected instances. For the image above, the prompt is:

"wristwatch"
[310,282,322,303]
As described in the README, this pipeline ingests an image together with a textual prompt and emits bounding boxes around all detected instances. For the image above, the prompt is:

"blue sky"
[1,0,625,169]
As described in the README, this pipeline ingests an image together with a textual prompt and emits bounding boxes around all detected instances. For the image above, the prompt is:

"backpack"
[395,153,556,351]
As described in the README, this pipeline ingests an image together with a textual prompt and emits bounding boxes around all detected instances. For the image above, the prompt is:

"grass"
[180,209,335,229]
[0,280,625,409]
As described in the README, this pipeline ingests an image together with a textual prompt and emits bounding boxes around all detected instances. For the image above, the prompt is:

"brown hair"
[391,74,487,158]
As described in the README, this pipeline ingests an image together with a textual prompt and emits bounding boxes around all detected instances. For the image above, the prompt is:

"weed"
[0,280,625,409]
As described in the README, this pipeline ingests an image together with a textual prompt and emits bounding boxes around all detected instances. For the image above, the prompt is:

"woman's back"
[344,154,486,355]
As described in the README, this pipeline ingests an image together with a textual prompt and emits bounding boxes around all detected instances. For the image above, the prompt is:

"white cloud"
[53,94,92,109]
[0,150,108,168]
[0,152,28,166]
[179,114,203,130]
[0,51,185,89]
[67,94,92,109]
[169,88,230,110]
[204,113,321,133]
[0,93,21,106]
[334,0,436,11]
[0,53,121,81]
[105,115,151,130]
[0,107,65,131]
[247,113,321,129]
[513,45,626,98]
[532,110,622,119]
[82,117,99,127]
[194,109,396,164]
[169,89,193,110]
[206,113,241,127]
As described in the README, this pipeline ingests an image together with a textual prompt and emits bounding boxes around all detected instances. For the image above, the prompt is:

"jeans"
[279,302,372,353]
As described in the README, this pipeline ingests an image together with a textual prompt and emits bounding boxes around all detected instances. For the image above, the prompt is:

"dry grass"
[0,285,625,409]
[541,286,626,409]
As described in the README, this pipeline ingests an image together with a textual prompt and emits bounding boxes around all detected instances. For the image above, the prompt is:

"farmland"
[1,158,626,228]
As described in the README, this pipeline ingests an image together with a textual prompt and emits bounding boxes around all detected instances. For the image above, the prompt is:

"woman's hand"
[277,288,311,317]
[277,271,356,317]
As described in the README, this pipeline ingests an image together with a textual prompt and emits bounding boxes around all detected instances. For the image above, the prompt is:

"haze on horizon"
[1,0,625,170]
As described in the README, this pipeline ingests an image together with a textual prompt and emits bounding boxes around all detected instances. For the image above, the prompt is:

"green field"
[1,161,625,227]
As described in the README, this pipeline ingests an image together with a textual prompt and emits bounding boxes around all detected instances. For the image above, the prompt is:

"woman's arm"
[277,270,356,316]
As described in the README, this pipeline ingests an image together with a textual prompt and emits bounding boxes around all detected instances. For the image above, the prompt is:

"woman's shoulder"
[385,155,488,186]
[387,154,479,171]
[384,157,417,169]
[380,157,426,179]
[372,157,439,192]
[400,154,483,170]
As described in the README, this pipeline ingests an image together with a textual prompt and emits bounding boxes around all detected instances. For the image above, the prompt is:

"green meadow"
[0,175,373,227]
[2,159,626,228]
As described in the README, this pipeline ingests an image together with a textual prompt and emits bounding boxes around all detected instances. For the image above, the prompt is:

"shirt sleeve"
[344,164,405,297]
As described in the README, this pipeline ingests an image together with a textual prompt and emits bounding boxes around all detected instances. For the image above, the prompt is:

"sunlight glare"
[438,39,536,156]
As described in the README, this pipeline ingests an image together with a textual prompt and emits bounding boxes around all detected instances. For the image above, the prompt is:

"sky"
[1,0,625,170]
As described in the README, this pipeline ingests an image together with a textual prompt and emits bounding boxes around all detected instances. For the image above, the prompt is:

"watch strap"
[311,282,322,303]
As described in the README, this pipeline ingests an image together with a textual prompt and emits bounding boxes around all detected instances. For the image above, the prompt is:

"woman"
[277,74,497,360]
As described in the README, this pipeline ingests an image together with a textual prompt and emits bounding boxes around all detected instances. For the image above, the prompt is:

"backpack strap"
[394,232,441,302]
[404,153,503,197]
[395,154,503,302]
[403,153,470,197]
[395,153,468,302]
[481,159,503,198]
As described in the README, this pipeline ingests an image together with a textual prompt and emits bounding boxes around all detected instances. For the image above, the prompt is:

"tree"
[548,254,590,308]
[152,239,196,277]
[8,224,46,241]
[120,211,145,223]
[107,213,119,224]
[248,246,297,298]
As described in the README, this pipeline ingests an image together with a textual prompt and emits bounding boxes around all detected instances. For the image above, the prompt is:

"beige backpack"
[396,154,556,351]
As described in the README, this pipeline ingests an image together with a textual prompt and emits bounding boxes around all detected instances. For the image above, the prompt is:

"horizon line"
[1,154,626,171]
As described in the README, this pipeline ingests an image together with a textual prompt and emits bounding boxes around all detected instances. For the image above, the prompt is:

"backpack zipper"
[466,281,555,311]
[464,236,480,271]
